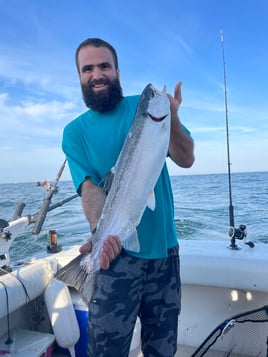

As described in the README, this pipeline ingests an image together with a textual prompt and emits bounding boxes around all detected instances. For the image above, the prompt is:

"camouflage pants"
[87,246,181,357]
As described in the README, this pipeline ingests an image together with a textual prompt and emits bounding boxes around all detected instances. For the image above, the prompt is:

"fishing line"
[0,267,31,301]
[0,268,31,346]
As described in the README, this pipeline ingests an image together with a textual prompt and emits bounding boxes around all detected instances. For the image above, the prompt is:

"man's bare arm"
[80,179,121,269]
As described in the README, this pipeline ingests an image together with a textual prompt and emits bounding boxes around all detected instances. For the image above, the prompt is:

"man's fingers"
[100,235,122,270]
[79,234,122,269]
[79,236,93,253]
[99,252,110,270]
[109,235,122,254]
[174,81,182,106]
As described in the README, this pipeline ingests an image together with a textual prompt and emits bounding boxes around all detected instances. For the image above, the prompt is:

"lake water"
[0,171,267,264]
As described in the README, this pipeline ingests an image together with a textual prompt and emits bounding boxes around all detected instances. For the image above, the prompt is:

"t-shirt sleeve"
[62,123,98,195]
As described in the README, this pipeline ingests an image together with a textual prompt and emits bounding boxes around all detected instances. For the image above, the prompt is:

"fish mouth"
[148,113,168,122]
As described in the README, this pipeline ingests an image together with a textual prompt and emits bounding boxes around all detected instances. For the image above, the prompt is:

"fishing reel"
[229,224,247,240]
[228,224,254,249]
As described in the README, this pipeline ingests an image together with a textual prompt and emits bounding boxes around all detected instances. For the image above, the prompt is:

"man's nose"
[91,67,103,79]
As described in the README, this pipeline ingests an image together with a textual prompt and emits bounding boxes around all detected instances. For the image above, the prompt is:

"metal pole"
[32,160,67,235]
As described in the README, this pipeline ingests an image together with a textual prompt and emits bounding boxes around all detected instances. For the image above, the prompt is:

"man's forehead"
[78,45,114,65]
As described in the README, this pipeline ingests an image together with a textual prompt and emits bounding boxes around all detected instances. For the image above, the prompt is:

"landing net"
[192,305,268,357]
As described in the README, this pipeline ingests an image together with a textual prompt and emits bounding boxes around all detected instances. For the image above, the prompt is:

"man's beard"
[81,77,123,113]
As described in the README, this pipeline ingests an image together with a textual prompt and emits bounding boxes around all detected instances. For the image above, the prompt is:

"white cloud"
[0,91,82,183]
[0,92,79,133]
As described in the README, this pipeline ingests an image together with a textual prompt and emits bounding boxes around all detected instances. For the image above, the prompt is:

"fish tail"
[55,253,97,305]
[55,253,88,292]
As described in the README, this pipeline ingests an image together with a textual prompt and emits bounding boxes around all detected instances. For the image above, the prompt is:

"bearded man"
[62,38,194,357]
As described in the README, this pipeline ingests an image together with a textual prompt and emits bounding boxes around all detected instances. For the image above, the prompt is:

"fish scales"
[55,83,171,304]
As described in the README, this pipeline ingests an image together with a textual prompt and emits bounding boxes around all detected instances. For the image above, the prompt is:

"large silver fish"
[55,83,171,304]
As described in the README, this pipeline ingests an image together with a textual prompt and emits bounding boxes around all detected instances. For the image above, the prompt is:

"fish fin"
[122,229,140,252]
[55,253,89,293]
[146,190,156,210]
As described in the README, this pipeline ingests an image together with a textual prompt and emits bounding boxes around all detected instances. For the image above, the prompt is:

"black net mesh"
[191,305,268,357]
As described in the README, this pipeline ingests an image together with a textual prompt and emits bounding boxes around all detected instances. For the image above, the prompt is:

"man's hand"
[99,235,122,269]
[167,81,195,168]
[79,234,122,270]
[168,81,182,117]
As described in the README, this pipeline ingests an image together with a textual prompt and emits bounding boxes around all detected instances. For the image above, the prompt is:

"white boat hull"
[0,240,267,356]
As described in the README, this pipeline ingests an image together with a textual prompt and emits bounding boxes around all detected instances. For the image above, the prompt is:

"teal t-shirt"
[62,96,178,259]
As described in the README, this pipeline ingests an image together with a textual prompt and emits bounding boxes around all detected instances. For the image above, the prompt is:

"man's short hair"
[75,38,119,72]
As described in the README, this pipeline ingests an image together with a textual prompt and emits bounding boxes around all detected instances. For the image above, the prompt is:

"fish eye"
[147,86,155,99]
[150,90,155,99]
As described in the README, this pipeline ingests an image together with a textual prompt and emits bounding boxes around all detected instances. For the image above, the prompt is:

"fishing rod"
[30,193,79,223]
[9,160,78,233]
[32,159,69,235]
[0,161,79,263]
[220,29,253,249]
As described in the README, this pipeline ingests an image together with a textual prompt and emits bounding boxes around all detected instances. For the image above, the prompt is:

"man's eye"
[101,64,111,70]
[82,66,93,73]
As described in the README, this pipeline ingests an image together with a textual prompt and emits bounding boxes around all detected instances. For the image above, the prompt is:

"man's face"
[77,46,123,112]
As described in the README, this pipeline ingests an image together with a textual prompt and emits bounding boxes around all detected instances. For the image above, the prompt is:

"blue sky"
[0,0,267,183]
